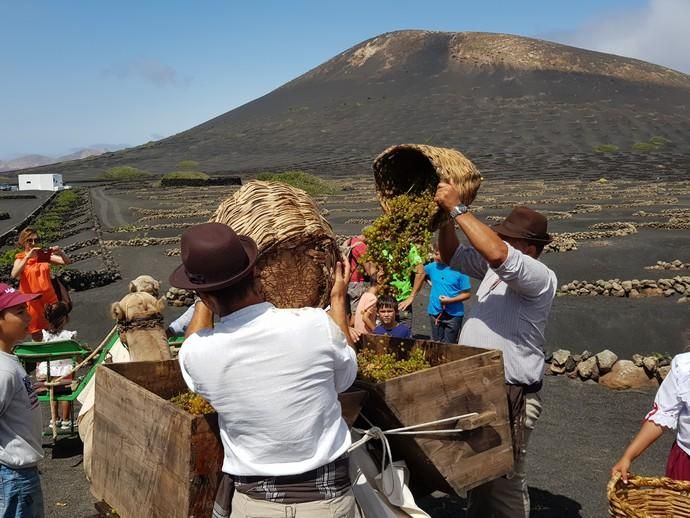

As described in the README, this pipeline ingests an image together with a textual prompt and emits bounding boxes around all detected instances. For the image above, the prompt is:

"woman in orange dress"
[11,227,71,341]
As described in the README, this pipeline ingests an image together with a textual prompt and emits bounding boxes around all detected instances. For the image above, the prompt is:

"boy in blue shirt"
[373,296,412,339]
[424,242,471,343]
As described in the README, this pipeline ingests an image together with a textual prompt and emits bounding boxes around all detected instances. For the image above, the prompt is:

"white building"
[17,173,64,191]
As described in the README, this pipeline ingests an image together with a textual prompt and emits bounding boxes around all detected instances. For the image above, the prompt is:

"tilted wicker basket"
[608,474,690,518]
[372,144,482,229]
[212,180,339,309]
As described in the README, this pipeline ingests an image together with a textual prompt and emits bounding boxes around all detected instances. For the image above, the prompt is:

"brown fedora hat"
[492,206,552,244]
[169,222,258,291]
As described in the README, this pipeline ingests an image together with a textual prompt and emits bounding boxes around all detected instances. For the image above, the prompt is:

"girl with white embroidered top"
[36,301,76,430]
[612,352,690,482]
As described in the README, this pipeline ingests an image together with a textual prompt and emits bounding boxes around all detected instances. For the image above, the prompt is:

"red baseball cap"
[0,283,40,312]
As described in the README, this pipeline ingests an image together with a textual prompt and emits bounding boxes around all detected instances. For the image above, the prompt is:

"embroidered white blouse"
[645,352,690,454]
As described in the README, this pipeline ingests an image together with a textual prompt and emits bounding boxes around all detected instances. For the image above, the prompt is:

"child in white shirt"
[36,302,76,430]
[612,352,690,482]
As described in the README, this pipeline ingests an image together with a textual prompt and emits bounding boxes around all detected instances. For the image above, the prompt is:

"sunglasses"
[27,238,39,244]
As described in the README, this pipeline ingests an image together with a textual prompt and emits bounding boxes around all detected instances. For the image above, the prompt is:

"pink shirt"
[353,292,377,333]
[349,236,368,283]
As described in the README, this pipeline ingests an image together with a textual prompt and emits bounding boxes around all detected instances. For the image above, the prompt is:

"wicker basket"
[608,473,690,517]
[372,144,482,229]
[212,180,338,309]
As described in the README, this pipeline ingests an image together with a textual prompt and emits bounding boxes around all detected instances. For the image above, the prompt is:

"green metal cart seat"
[15,328,121,404]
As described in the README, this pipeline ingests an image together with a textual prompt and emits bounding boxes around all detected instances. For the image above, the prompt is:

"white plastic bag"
[349,431,430,518]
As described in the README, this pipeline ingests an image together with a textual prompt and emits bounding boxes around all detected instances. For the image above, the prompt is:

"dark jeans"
[0,464,44,517]
[430,314,463,344]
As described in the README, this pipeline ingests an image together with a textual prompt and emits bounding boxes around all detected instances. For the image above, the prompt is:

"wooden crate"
[355,334,513,495]
[90,360,367,518]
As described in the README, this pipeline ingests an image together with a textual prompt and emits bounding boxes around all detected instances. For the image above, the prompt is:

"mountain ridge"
[10,30,690,181]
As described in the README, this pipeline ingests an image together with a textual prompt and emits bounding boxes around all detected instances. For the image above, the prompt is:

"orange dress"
[15,251,58,334]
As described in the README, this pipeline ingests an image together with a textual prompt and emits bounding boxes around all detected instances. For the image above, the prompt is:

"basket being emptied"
[607,473,690,518]
[372,143,482,230]
[212,180,339,309]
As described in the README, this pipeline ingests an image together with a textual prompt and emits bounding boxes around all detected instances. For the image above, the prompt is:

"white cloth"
[349,432,430,518]
[452,243,557,385]
[645,352,690,455]
[77,335,130,418]
[179,302,357,477]
[36,329,78,378]
[167,302,197,335]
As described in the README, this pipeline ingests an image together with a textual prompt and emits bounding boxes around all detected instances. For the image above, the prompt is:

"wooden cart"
[355,334,513,495]
[90,360,367,518]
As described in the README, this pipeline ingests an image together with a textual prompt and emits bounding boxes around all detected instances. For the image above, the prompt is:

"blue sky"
[1,0,686,159]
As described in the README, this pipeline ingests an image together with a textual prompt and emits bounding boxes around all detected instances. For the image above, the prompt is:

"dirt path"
[90,187,127,229]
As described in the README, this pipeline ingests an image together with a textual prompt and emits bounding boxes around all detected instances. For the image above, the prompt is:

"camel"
[80,279,171,483]
[128,274,161,297]
[111,292,172,362]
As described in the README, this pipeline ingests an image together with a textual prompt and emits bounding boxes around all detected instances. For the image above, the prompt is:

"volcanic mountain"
[15,31,690,180]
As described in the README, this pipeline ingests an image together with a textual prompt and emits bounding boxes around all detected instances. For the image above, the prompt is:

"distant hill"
[12,31,690,181]
[0,147,122,173]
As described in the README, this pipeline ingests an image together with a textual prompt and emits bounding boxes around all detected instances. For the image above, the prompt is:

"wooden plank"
[106,360,187,400]
[188,420,224,517]
[339,389,368,427]
[92,365,192,517]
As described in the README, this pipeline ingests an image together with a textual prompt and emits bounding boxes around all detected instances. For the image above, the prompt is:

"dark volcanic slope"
[16,31,690,180]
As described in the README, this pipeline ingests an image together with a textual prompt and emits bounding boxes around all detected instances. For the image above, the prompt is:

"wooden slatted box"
[355,334,513,495]
[90,360,367,518]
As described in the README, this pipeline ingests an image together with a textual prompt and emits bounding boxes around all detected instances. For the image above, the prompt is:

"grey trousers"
[467,393,543,518]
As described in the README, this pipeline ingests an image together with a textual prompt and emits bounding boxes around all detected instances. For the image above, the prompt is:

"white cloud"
[103,59,190,87]
[550,0,690,74]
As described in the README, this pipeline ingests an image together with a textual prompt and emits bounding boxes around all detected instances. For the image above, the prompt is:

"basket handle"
[607,471,622,497]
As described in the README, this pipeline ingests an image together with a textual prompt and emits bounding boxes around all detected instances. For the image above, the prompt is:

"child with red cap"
[0,282,44,517]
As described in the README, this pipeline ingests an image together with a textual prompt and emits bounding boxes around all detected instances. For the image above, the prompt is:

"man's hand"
[398,296,414,312]
[329,261,354,348]
[439,295,451,306]
[434,182,461,212]
[348,327,362,344]
[330,260,351,301]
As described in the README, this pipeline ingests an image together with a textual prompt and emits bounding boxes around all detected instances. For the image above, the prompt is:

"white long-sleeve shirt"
[179,302,357,477]
[452,243,557,385]
[646,352,690,454]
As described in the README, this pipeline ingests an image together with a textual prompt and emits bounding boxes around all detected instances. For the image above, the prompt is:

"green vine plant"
[362,193,435,297]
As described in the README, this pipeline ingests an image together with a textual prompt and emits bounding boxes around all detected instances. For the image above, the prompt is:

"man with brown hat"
[169,222,359,518]
[435,183,557,518]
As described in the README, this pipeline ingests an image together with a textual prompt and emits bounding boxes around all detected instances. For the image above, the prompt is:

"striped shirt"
[451,243,557,385]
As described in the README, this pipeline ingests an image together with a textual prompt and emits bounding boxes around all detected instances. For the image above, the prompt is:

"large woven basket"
[608,474,690,517]
[212,180,339,309]
[372,144,482,229]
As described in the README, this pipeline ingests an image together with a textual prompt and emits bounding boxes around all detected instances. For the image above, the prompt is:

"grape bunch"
[170,391,215,415]
[357,348,431,383]
[363,193,435,297]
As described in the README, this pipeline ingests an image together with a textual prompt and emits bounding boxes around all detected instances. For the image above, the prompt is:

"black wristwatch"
[449,203,469,219]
